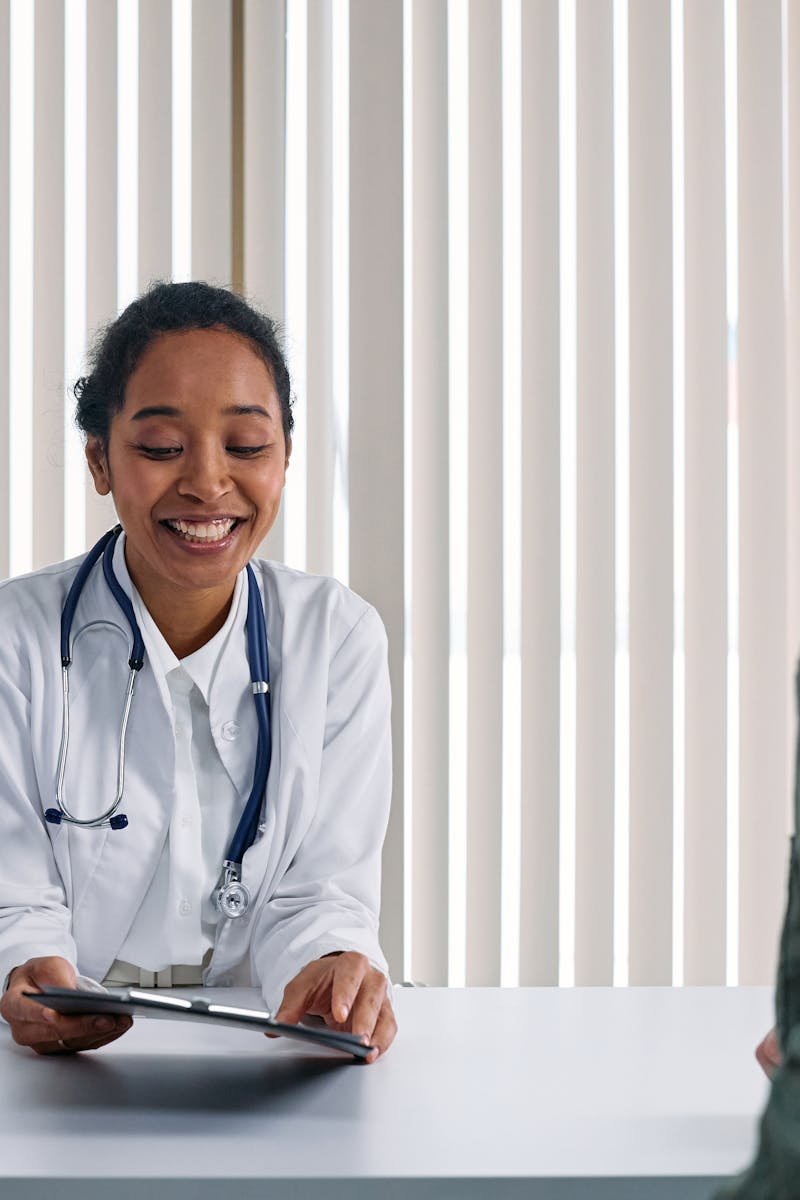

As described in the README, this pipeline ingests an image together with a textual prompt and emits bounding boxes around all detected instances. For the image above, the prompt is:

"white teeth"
[164,518,237,543]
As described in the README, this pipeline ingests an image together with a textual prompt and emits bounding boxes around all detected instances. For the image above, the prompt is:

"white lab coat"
[0,550,392,1013]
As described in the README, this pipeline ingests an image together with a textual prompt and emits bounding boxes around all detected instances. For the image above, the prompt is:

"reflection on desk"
[0,985,772,1200]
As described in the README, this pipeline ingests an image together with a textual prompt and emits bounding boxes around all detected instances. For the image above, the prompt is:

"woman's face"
[85,326,290,598]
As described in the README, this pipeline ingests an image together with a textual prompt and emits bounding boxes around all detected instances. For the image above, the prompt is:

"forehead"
[124,327,278,413]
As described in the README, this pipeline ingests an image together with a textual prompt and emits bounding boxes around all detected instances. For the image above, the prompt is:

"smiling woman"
[83,322,291,657]
[0,281,396,1063]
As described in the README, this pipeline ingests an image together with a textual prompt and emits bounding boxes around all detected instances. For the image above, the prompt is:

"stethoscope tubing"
[48,527,272,893]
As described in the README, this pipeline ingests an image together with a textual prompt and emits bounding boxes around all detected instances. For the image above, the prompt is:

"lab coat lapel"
[207,569,271,802]
[64,552,176,978]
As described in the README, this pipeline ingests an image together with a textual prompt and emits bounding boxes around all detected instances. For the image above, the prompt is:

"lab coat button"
[221,721,240,741]
[179,899,192,916]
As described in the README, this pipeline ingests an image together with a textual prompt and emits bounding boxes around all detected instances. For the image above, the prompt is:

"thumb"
[26,956,78,991]
[274,1000,305,1027]
[273,988,309,1027]
[264,993,306,1039]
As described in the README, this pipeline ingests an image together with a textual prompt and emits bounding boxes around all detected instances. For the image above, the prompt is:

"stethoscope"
[43,524,271,920]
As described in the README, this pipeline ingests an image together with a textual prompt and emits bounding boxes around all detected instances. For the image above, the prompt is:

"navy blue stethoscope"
[43,524,271,920]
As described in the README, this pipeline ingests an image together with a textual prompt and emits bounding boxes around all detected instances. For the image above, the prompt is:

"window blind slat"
[84,0,118,546]
[408,0,450,986]
[33,3,65,571]
[191,0,231,286]
[464,0,503,988]
[737,0,789,986]
[138,0,172,292]
[628,0,674,986]
[574,0,615,987]
[306,0,334,579]
[519,0,560,987]
[243,0,286,563]
[8,0,34,576]
[683,0,727,986]
[0,0,10,579]
[348,0,405,975]
[787,0,800,730]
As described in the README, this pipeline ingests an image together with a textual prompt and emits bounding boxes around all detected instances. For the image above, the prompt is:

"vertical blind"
[1,0,799,989]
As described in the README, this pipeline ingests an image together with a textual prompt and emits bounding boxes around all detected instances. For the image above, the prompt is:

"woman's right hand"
[755,1026,782,1080]
[0,956,132,1055]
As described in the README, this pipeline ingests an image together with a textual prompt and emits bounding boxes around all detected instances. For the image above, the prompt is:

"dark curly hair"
[73,280,294,446]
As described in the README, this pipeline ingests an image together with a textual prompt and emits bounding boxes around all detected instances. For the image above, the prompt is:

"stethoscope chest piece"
[214,861,251,919]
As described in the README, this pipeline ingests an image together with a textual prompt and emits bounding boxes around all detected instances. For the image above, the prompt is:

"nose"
[175,444,233,504]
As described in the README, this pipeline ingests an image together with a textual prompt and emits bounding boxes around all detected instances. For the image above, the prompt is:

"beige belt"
[103,948,212,989]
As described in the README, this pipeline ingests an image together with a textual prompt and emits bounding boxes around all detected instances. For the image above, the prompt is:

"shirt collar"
[111,529,247,705]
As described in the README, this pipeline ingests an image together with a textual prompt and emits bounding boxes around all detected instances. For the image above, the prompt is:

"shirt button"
[179,899,192,916]
[181,813,193,828]
[175,722,189,739]
[221,721,240,741]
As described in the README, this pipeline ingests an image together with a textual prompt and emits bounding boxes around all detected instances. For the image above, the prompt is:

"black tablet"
[25,986,373,1059]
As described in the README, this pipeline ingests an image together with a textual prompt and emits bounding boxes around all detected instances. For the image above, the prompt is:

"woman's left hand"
[270,951,396,1063]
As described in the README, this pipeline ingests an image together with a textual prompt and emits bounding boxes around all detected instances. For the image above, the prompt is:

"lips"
[160,517,244,544]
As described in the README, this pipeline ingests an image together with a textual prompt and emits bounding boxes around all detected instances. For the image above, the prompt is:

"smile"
[161,517,242,543]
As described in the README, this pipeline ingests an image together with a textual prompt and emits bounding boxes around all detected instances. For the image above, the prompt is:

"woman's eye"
[228,445,269,457]
[138,446,181,458]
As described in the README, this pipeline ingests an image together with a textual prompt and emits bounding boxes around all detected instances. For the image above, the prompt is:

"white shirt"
[115,538,246,970]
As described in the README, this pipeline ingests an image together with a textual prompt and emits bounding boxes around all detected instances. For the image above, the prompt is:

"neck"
[149,591,234,659]
[123,548,236,659]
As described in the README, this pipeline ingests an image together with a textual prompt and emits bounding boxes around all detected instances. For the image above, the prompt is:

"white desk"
[0,986,772,1199]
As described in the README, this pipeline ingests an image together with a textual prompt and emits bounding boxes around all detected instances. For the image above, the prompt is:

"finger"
[6,956,77,994]
[273,986,310,1028]
[28,957,78,989]
[765,1028,782,1066]
[35,1028,126,1056]
[58,1019,133,1054]
[2,961,78,1025]
[272,960,331,1027]
[36,1017,133,1056]
[35,1039,80,1057]
[755,1027,782,1079]
[362,1001,397,1065]
[14,1013,129,1049]
[756,1041,779,1079]
[348,974,387,1043]
[330,955,370,1025]
[45,1012,126,1042]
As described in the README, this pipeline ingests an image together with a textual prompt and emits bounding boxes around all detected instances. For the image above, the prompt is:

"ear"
[85,437,112,497]
[284,435,292,473]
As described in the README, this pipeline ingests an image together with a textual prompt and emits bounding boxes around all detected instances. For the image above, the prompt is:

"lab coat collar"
[111,530,247,708]
[175,571,246,704]
[111,527,264,802]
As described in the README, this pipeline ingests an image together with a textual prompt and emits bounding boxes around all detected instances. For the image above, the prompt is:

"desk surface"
[0,985,773,1200]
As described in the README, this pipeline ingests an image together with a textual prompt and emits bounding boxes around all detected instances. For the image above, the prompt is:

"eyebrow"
[129,404,273,422]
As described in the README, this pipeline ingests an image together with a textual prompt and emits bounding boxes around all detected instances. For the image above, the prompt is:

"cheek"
[257,467,287,503]
[107,461,162,516]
